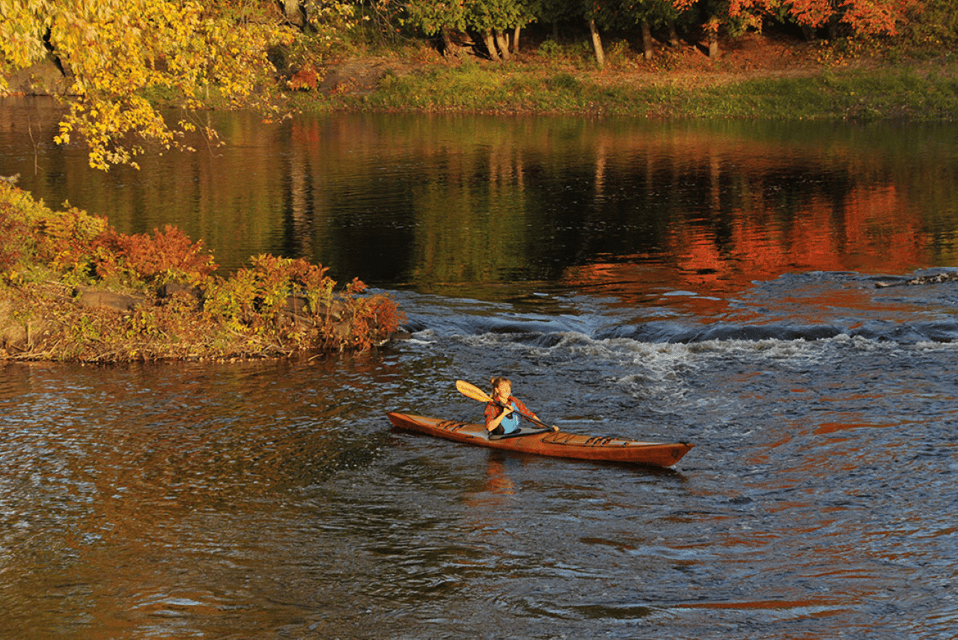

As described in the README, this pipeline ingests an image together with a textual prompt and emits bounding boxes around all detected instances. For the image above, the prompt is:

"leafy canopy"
[0,0,296,170]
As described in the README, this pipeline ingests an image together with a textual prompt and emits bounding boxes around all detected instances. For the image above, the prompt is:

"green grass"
[311,56,958,122]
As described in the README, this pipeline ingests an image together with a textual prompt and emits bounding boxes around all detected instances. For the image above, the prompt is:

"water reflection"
[2,99,956,300]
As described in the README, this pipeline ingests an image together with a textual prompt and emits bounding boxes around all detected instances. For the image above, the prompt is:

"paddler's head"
[491,377,512,402]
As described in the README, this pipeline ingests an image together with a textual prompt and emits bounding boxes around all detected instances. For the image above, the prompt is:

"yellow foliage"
[0,0,299,171]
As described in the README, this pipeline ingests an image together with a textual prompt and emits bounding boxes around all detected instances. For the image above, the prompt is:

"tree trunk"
[641,21,653,60]
[588,19,605,69]
[512,25,521,54]
[826,14,839,40]
[495,30,511,60]
[669,22,679,47]
[707,17,720,58]
[483,30,500,61]
[441,27,459,58]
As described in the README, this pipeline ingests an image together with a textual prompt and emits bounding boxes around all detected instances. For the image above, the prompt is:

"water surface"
[0,101,956,638]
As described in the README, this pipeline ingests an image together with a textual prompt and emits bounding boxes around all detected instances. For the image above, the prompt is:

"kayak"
[387,412,693,468]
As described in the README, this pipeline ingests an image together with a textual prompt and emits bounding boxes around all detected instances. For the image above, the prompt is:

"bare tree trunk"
[641,21,653,60]
[495,30,511,60]
[512,25,521,54]
[669,22,679,47]
[483,30,500,61]
[588,19,605,69]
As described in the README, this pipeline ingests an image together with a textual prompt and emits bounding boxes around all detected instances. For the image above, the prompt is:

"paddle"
[455,379,559,432]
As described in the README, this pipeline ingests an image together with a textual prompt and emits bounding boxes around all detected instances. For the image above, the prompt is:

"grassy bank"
[298,35,958,122]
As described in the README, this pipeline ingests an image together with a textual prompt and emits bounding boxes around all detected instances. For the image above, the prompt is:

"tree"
[0,0,297,171]
[528,0,577,39]
[618,0,688,60]
[404,0,468,48]
[788,0,922,37]
[464,0,530,60]
[581,0,616,68]
[670,0,923,57]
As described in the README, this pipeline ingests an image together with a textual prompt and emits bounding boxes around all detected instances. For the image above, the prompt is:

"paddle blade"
[456,380,493,403]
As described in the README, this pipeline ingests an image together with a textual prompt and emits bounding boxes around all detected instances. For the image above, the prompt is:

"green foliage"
[537,39,563,60]
[404,0,467,36]
[534,39,595,67]
[547,72,582,93]
[898,0,958,49]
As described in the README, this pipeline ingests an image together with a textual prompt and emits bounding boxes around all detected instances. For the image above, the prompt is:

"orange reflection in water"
[564,182,931,315]
[675,184,926,278]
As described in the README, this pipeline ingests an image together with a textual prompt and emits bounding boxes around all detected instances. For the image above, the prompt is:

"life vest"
[500,401,521,433]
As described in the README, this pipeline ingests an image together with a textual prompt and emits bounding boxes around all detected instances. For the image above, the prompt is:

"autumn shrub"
[201,255,403,352]
[32,205,111,280]
[0,201,26,272]
[0,183,110,282]
[92,225,218,287]
[0,185,403,361]
[342,291,404,351]
[203,255,333,332]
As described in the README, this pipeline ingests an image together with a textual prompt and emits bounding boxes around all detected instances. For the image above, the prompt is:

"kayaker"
[484,377,539,437]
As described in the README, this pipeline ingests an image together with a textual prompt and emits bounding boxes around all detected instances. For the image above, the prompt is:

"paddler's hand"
[500,405,514,416]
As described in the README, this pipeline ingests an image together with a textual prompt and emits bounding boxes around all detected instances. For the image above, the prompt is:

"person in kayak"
[484,377,540,437]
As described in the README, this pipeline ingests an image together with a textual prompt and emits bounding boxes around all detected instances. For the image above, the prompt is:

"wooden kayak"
[387,412,693,468]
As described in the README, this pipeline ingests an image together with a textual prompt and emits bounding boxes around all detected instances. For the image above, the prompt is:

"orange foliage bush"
[93,225,218,285]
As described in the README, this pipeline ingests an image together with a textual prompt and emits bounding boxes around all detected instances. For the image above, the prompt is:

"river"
[0,98,955,639]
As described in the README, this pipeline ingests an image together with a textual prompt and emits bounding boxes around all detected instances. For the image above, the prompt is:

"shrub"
[0,184,403,360]
[92,225,218,287]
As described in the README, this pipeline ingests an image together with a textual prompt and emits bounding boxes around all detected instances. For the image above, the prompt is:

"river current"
[0,101,956,638]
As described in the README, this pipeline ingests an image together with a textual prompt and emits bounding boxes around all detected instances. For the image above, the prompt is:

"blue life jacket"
[500,401,521,434]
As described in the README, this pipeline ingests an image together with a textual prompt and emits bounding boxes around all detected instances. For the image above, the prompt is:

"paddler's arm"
[484,402,514,432]
[514,397,558,432]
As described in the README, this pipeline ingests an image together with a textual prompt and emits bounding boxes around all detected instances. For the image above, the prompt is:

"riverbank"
[298,31,958,121]
[0,183,402,362]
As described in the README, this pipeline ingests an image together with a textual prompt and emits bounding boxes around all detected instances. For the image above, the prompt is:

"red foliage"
[672,0,922,35]
[288,65,318,91]
[94,225,218,284]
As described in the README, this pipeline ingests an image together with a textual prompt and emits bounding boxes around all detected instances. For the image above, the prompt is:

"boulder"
[74,286,147,312]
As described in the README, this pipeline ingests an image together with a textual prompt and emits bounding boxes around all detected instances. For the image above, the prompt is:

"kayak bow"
[387,412,693,468]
